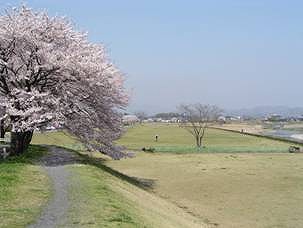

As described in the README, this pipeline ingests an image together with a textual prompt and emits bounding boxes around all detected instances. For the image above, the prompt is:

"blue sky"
[1,0,303,113]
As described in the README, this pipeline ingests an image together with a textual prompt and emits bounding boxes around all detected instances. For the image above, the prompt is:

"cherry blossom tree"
[0,6,128,158]
[0,106,5,138]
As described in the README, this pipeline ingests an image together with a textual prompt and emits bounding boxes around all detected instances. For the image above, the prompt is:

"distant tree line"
[153,112,181,119]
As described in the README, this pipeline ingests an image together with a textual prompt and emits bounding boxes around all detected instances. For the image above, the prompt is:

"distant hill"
[227,106,303,118]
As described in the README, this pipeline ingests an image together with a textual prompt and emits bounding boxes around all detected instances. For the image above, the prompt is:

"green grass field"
[31,131,204,227]
[0,145,51,228]
[105,124,303,227]
[118,124,294,153]
[26,124,303,227]
[60,163,150,228]
[32,131,84,151]
[60,161,203,228]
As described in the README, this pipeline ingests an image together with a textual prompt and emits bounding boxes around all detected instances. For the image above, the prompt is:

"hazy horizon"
[130,105,303,116]
[3,0,303,114]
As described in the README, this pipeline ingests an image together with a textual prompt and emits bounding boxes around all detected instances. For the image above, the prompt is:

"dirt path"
[28,146,81,228]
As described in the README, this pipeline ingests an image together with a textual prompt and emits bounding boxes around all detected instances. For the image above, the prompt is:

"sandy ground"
[213,123,264,134]
[290,134,303,140]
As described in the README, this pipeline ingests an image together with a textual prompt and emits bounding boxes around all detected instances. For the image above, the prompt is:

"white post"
[2,147,9,158]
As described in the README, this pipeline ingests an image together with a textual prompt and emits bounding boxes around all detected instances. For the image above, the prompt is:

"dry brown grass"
[106,152,303,227]
[32,126,303,227]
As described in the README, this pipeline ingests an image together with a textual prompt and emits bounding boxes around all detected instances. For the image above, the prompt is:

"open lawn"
[105,124,303,227]
[0,146,51,228]
[107,152,303,228]
[30,125,303,227]
[118,124,295,153]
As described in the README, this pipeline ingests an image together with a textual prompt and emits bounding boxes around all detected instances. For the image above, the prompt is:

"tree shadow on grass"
[42,144,156,191]
[1,143,156,190]
[38,144,84,167]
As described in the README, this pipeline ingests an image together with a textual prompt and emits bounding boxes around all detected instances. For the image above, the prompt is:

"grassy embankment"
[0,145,50,228]
[31,131,205,228]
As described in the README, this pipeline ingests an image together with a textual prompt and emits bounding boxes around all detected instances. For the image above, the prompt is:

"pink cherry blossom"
[0,6,129,158]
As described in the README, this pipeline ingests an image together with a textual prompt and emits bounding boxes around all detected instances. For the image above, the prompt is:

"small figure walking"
[155,134,159,142]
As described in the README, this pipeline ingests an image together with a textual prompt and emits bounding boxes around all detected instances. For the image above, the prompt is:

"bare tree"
[134,111,147,123]
[178,104,222,148]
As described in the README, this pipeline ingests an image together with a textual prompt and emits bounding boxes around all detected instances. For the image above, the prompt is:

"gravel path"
[29,146,81,228]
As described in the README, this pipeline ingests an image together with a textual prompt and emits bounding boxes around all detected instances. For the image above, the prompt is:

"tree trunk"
[10,131,33,155]
[0,120,5,138]
[196,135,202,148]
[195,135,204,150]
[199,136,203,148]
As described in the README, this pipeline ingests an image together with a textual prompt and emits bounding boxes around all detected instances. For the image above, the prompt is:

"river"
[262,129,303,142]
